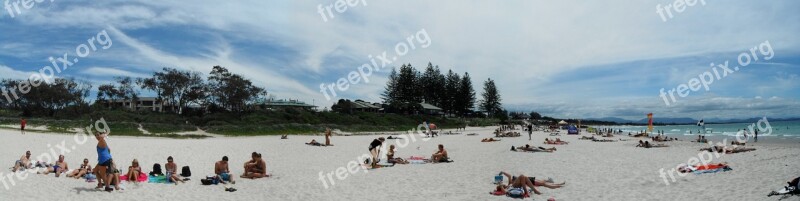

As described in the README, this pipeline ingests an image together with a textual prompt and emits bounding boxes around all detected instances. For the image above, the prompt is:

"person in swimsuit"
[68,158,92,179]
[306,139,322,146]
[44,155,69,177]
[166,156,184,184]
[496,171,542,196]
[215,156,235,184]
[12,151,32,172]
[368,137,385,167]
[325,128,333,146]
[126,159,142,183]
[430,144,448,163]
[242,153,268,179]
[386,145,408,164]
[94,131,115,191]
[499,171,565,190]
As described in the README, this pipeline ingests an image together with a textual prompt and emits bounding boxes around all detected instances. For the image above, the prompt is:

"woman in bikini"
[126,159,142,183]
[68,158,92,179]
[386,145,409,164]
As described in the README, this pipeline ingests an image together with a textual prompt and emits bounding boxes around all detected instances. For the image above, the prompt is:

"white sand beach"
[1,127,799,201]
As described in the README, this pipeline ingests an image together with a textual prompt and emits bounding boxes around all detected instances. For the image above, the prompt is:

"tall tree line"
[381,63,478,116]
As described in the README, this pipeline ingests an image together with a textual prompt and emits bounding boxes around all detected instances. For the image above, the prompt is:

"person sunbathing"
[637,140,667,148]
[731,140,746,146]
[12,151,32,172]
[544,138,568,145]
[430,144,449,163]
[482,138,500,142]
[592,138,615,142]
[306,139,323,146]
[166,156,184,184]
[494,171,543,197]
[68,158,92,179]
[126,159,142,183]
[386,145,409,164]
[324,128,333,146]
[513,144,556,152]
[498,171,565,189]
[580,136,596,140]
[41,155,69,177]
[678,162,729,173]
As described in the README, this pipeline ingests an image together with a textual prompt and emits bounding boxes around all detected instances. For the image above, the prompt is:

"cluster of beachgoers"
[10,131,269,192]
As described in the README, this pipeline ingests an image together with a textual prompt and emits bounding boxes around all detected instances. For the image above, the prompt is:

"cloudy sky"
[0,0,798,120]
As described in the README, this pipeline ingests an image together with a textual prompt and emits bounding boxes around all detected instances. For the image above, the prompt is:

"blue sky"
[0,0,798,120]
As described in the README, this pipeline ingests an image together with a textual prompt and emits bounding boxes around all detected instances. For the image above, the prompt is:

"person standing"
[368,137,385,167]
[527,124,533,140]
[325,128,333,146]
[94,131,115,191]
[20,118,26,134]
[754,129,758,142]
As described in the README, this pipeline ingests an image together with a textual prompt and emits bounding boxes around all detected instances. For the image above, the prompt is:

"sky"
[0,0,798,120]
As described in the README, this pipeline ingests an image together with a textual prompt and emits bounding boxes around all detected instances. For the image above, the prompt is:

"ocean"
[596,120,800,140]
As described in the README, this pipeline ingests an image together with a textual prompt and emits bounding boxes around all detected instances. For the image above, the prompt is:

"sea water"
[599,120,800,139]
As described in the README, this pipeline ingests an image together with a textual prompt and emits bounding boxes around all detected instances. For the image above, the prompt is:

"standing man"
[527,124,533,140]
[20,118,26,134]
[754,129,758,143]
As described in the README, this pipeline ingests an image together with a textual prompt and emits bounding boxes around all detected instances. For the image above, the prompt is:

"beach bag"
[201,176,216,185]
[507,188,526,198]
[150,163,163,176]
[180,166,191,177]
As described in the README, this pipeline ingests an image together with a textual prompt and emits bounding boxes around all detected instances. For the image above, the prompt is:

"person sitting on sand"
[126,159,142,183]
[280,135,288,139]
[11,151,32,172]
[637,140,668,148]
[215,156,235,184]
[430,144,449,163]
[108,161,122,190]
[166,156,184,184]
[306,139,323,146]
[386,145,409,164]
[44,155,69,177]
[242,152,268,179]
[482,138,500,142]
[68,158,92,179]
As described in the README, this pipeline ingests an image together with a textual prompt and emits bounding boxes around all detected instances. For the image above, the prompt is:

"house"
[419,102,443,115]
[350,100,381,112]
[254,99,317,111]
[104,97,166,112]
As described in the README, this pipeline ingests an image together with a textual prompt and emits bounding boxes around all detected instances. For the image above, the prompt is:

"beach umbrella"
[558,120,567,125]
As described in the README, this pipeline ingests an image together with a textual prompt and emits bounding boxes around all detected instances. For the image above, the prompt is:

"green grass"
[0,108,494,137]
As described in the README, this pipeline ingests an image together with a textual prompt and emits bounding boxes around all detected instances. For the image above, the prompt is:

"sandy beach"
[1,126,798,201]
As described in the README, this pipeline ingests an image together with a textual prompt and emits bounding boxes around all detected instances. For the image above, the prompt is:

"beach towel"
[692,166,732,175]
[148,175,169,184]
[120,172,148,182]
[490,188,529,199]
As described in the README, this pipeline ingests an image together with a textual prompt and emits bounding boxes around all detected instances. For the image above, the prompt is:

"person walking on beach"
[94,131,115,191]
[527,124,533,140]
[20,118,26,134]
[754,129,758,142]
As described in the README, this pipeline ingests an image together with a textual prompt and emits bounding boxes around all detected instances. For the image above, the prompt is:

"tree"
[207,66,265,112]
[381,68,398,105]
[443,70,460,114]
[457,72,476,115]
[529,111,542,119]
[480,78,502,117]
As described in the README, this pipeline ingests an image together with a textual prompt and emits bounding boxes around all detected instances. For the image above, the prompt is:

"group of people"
[543,138,568,145]
[492,171,565,198]
[306,128,334,146]
[367,137,450,167]
[636,140,668,148]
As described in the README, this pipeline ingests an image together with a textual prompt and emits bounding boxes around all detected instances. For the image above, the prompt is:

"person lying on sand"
[215,156,235,184]
[700,146,756,154]
[166,156,184,184]
[12,151,32,172]
[494,171,542,196]
[44,155,69,177]
[544,138,568,145]
[482,138,500,142]
[68,158,92,179]
[636,140,668,148]
[512,145,557,152]
[499,171,565,190]
[306,139,323,146]
[387,136,403,139]
[731,140,746,146]
[430,144,449,163]
[126,159,142,183]
[592,139,616,142]
[387,145,409,164]
[678,162,729,173]
[242,152,268,179]
[580,136,596,140]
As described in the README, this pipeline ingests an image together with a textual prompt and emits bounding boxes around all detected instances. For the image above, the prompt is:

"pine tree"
[457,72,476,115]
[381,68,398,105]
[444,70,460,115]
[480,78,502,117]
